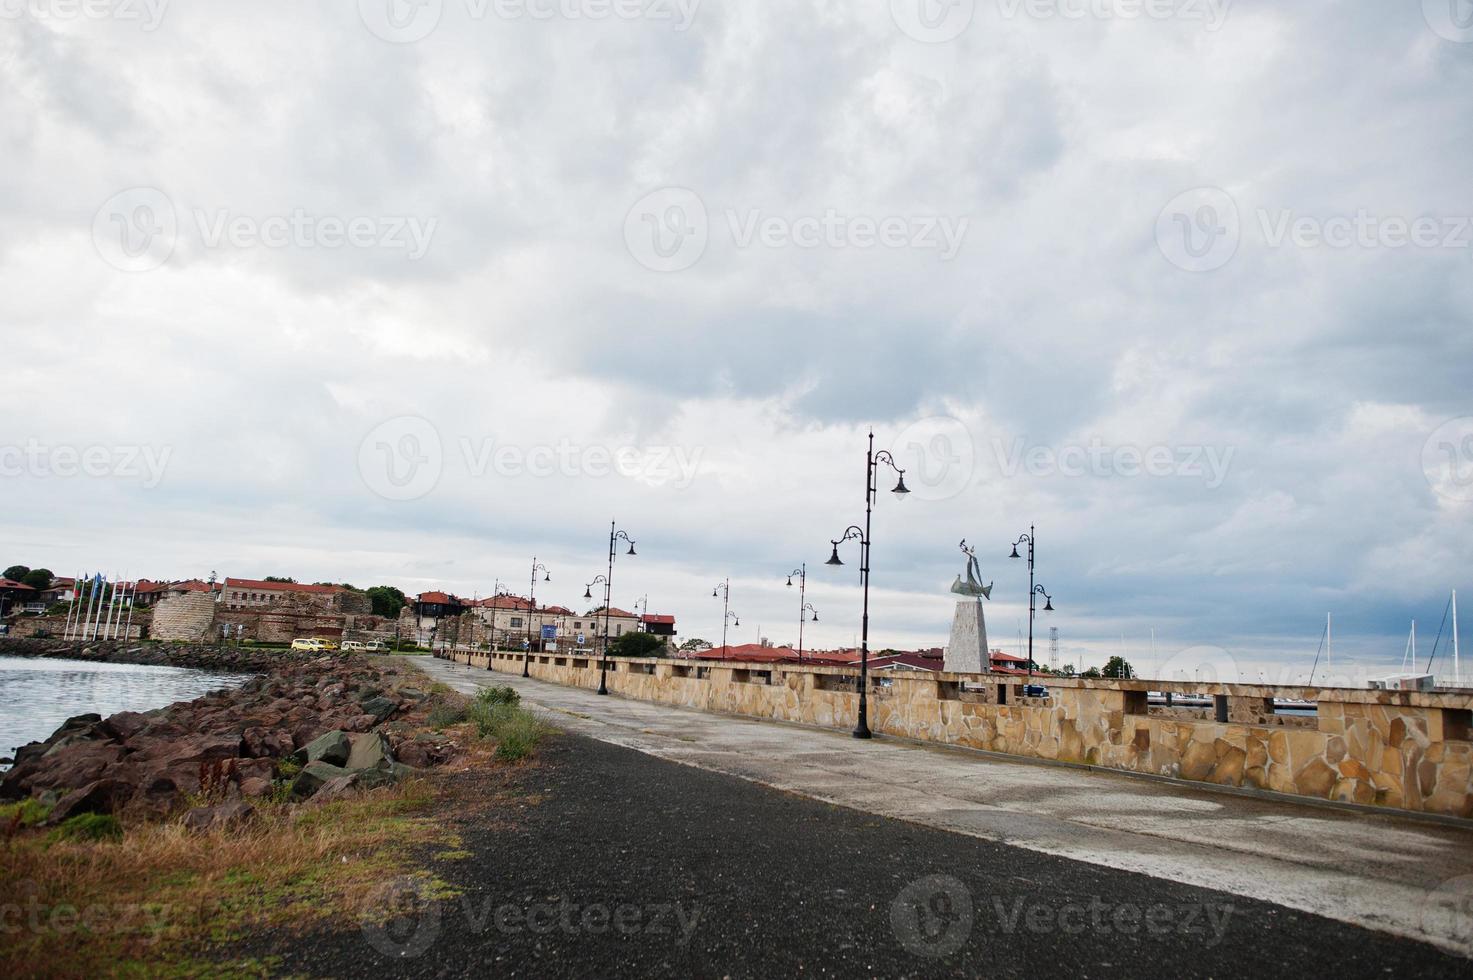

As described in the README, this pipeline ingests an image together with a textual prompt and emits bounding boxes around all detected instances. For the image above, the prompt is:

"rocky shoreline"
[0,635,341,673]
[0,645,459,829]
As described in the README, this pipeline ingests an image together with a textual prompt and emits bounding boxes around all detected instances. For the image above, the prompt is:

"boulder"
[346,732,394,772]
[360,696,398,723]
[291,731,351,767]
[181,801,255,833]
[47,778,134,822]
[290,761,351,799]
[235,758,276,798]
[242,727,295,759]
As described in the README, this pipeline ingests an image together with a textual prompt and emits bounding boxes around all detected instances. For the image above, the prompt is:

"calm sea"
[0,655,252,766]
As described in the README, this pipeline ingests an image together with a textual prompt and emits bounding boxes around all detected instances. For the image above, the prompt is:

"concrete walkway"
[408,656,1473,958]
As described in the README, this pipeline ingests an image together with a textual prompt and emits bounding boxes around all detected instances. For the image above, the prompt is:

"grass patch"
[1,797,53,830]
[466,698,547,761]
[46,813,123,845]
[0,778,455,979]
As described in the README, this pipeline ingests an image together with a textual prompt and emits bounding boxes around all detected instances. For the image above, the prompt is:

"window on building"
[510,617,523,628]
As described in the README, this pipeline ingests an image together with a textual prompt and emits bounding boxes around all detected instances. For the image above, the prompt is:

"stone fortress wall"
[449,649,1473,820]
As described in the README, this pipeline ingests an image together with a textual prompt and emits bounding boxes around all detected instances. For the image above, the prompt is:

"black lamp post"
[786,564,813,663]
[824,430,909,739]
[712,579,739,657]
[586,521,635,695]
[632,594,648,632]
[1009,525,1054,678]
[524,558,550,677]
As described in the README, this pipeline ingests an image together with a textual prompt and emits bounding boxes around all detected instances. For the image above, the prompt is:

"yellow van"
[290,638,326,652]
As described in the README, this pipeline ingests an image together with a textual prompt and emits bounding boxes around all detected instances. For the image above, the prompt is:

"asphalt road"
[251,733,1470,979]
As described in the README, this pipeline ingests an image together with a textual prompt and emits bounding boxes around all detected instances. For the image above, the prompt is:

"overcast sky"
[4,1,1471,682]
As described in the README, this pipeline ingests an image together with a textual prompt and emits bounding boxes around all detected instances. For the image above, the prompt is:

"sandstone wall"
[453,650,1473,820]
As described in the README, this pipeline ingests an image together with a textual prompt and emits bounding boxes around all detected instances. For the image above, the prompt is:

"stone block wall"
[454,649,1473,820]
[150,592,217,642]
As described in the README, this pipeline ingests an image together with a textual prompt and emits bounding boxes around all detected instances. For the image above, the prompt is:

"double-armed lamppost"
[1009,524,1054,678]
[632,594,648,631]
[712,579,738,657]
[524,558,550,677]
[785,564,818,662]
[824,431,909,739]
[583,521,636,695]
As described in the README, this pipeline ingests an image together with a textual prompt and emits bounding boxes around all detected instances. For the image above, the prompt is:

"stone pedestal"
[945,599,988,674]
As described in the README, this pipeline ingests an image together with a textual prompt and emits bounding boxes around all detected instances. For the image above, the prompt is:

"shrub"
[476,686,520,708]
[47,813,123,844]
[466,700,545,760]
[0,798,52,829]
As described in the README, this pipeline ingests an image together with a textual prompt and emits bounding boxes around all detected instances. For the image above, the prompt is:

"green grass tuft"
[47,813,123,844]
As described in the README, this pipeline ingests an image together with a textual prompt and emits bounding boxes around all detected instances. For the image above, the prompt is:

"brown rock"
[48,778,134,822]
[181,801,255,833]
[1294,757,1337,798]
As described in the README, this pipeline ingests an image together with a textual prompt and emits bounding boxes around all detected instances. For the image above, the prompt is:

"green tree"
[367,585,407,618]
[21,569,53,590]
[678,637,711,652]
[1058,663,1076,677]
[3,565,30,582]
[1102,656,1135,679]
[610,632,665,658]
[264,576,297,583]
[1080,667,1102,679]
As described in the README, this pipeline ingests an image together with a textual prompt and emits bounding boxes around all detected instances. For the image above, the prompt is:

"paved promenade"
[409,656,1473,958]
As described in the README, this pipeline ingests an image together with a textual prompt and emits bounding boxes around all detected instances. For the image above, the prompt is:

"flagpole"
[63,572,79,640]
[122,581,137,642]
[104,574,120,640]
[80,574,98,642]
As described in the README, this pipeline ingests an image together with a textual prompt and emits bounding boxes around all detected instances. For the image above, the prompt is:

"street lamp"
[632,594,649,631]
[712,579,739,657]
[824,430,909,740]
[786,564,814,663]
[1009,524,1055,678]
[587,521,636,695]
[524,558,550,678]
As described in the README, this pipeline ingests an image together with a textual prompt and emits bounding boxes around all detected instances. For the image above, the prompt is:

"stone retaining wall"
[449,649,1473,820]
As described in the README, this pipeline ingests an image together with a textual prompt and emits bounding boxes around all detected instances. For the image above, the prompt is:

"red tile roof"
[168,580,220,594]
[225,578,343,595]
[693,643,798,663]
[589,607,637,618]
[477,594,534,610]
[541,605,573,615]
[641,614,676,625]
[0,579,35,591]
[417,591,456,604]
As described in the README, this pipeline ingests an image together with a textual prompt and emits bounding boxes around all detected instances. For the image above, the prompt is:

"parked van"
[290,638,326,652]
[363,641,388,653]
[340,640,366,652]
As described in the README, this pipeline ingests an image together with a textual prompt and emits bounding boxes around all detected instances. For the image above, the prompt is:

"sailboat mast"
[1453,590,1460,686]
[1326,612,1331,668]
